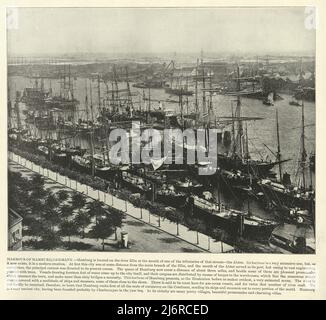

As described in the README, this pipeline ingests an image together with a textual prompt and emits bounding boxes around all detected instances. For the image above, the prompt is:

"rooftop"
[8,209,23,228]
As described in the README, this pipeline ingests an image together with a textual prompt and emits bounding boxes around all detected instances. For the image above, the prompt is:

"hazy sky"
[7,7,316,56]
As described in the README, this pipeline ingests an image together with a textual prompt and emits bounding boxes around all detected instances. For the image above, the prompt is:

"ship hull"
[257,184,314,210]
[71,160,92,175]
[155,193,187,208]
[120,176,151,195]
[191,203,277,241]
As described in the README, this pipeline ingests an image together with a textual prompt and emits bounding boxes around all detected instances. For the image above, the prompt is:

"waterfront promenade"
[9,152,235,253]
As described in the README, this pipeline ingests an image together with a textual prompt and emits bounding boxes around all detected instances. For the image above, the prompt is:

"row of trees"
[9,169,125,250]
[9,148,231,250]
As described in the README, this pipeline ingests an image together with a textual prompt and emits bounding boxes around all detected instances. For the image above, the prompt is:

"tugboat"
[188,191,279,240]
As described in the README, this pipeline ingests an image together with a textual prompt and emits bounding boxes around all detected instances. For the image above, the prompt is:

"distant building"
[8,209,23,251]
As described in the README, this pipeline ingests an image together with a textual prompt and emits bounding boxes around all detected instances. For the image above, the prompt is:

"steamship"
[188,192,279,240]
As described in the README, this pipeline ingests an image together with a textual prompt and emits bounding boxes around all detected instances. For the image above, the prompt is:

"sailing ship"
[44,65,79,110]
[215,66,284,177]
[256,103,315,210]
[188,192,279,240]
[21,77,50,107]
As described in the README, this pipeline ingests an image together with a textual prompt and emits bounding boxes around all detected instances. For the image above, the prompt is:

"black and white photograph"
[7,6,316,254]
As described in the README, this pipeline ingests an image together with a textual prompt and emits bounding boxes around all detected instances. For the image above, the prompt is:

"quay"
[9,151,236,253]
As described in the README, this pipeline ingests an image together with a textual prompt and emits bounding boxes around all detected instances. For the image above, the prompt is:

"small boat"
[172,177,204,194]
[121,171,152,194]
[276,206,312,225]
[263,100,274,106]
[71,154,92,173]
[164,86,194,96]
[270,233,315,254]
[50,143,68,163]
[37,145,49,156]
[289,100,301,106]
[263,92,274,106]
[65,146,87,156]
[257,178,315,210]
[93,153,119,179]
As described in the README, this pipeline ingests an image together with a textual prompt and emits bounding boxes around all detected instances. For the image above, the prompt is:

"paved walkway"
[9,152,235,253]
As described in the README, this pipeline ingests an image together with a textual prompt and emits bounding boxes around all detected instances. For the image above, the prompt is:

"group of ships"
[8,61,315,253]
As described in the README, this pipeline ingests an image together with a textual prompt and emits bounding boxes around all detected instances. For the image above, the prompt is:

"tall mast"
[236,64,243,159]
[202,58,206,116]
[90,81,94,123]
[85,79,89,130]
[276,108,282,181]
[113,65,119,112]
[195,58,199,126]
[14,91,21,131]
[111,82,114,111]
[97,73,101,114]
[186,76,189,115]
[245,121,250,160]
[231,101,236,156]
[148,87,151,123]
[63,64,67,99]
[245,123,251,214]
[170,61,174,88]
[89,80,95,177]
[68,64,71,98]
[301,99,306,189]
[125,67,133,118]
[8,82,12,127]
[209,68,213,128]
[216,140,221,212]
[90,129,95,177]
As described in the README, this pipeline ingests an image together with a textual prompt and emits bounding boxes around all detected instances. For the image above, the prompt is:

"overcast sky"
[7,7,316,56]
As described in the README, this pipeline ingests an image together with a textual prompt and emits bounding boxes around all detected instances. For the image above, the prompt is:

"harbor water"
[8,75,316,248]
